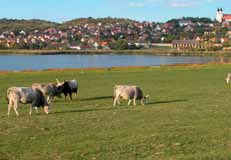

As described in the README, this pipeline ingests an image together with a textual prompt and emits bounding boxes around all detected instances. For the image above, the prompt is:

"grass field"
[1,65,231,159]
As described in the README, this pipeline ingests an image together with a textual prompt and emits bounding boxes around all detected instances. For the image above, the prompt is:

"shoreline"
[0,62,229,73]
[0,48,231,56]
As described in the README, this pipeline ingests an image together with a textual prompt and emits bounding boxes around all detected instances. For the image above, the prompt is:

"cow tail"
[6,88,12,104]
[113,85,116,102]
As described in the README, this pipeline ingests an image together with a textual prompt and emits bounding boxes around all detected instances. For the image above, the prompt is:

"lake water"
[0,54,229,71]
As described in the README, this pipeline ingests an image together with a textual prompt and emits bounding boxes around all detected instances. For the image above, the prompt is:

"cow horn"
[56,78,61,84]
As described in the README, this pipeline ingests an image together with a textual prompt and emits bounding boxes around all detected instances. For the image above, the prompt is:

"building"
[216,8,231,23]
[172,40,201,49]
[178,20,192,27]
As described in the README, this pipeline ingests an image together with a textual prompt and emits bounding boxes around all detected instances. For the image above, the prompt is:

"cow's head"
[143,94,150,102]
[56,79,70,93]
[144,94,150,99]
[139,94,149,106]
[55,79,66,96]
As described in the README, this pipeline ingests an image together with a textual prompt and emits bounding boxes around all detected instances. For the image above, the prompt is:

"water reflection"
[215,56,231,63]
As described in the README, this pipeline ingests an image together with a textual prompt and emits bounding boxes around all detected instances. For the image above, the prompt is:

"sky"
[0,0,231,23]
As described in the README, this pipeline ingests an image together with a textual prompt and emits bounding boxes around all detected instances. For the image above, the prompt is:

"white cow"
[6,87,50,116]
[113,85,149,106]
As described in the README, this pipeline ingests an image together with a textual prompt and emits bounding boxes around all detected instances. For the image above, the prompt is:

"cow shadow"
[52,107,117,115]
[146,99,187,105]
[80,96,113,101]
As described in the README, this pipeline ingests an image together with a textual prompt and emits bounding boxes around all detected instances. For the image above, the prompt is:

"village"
[0,8,231,51]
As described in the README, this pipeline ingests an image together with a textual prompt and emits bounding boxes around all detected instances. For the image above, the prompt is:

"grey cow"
[6,87,49,116]
[32,83,61,103]
[113,85,149,106]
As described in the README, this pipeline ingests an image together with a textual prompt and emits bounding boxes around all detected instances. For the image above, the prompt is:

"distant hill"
[0,17,215,33]
[0,19,58,32]
[59,17,138,28]
[167,17,213,24]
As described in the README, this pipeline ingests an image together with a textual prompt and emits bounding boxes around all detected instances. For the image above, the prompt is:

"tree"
[109,40,128,50]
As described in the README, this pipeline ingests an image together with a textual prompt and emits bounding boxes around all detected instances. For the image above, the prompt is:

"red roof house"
[223,14,231,22]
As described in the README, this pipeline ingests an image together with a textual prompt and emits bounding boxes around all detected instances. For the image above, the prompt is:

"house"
[172,40,202,49]
[184,25,194,32]
[220,37,229,43]
[179,20,192,27]
[69,45,81,50]
[223,14,231,22]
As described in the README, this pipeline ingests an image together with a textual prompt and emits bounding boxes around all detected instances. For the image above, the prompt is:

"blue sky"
[0,0,230,23]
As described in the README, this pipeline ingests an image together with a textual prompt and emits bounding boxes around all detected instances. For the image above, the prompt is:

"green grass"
[1,65,231,159]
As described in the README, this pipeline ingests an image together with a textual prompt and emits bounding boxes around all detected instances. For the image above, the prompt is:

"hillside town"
[0,8,231,51]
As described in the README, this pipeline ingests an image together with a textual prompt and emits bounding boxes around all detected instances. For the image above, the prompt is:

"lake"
[0,54,229,71]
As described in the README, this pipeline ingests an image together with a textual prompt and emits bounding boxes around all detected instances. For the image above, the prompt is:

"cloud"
[129,0,213,8]
[168,0,199,8]
[129,0,161,8]
[129,2,145,7]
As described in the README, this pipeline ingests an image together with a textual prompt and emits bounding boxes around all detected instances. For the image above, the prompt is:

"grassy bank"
[1,65,231,159]
[0,48,231,56]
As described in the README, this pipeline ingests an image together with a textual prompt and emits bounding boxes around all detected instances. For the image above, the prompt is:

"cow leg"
[133,98,136,106]
[117,98,121,105]
[13,101,19,117]
[35,107,39,113]
[7,100,13,116]
[64,93,67,101]
[29,106,33,115]
[7,105,11,116]
[69,93,72,101]
[44,106,49,114]
[47,96,52,104]
[73,92,76,100]
[13,108,19,117]
[141,99,144,106]
[113,97,118,106]
[49,97,54,104]
[75,91,78,100]
[128,99,132,106]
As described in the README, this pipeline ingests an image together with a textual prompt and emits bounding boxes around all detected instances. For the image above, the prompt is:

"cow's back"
[32,83,46,94]
[7,87,34,104]
[114,85,136,99]
[32,83,57,96]
[68,80,78,92]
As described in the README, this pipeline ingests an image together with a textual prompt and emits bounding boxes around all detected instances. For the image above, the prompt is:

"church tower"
[216,8,223,23]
